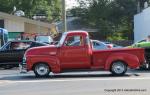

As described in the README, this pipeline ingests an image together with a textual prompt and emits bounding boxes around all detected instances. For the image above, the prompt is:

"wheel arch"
[29,56,61,73]
[32,62,51,71]
[105,53,140,70]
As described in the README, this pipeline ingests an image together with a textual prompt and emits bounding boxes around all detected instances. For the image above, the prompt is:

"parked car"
[130,42,150,48]
[0,40,48,69]
[91,40,112,50]
[102,41,123,48]
[133,42,150,48]
[127,39,150,48]
[70,40,122,50]
[35,35,53,44]
[20,31,145,77]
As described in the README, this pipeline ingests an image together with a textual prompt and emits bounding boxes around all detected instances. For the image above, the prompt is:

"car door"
[10,41,33,63]
[6,42,25,64]
[0,42,13,63]
[60,35,91,69]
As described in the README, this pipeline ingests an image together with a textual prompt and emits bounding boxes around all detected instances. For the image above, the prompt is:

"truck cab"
[20,31,145,77]
[57,31,92,69]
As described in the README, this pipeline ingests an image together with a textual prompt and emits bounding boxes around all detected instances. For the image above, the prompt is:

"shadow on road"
[0,68,149,81]
[0,73,135,81]
[132,69,150,73]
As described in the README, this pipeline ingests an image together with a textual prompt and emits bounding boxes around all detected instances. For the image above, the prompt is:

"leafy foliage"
[72,0,141,40]
[0,0,61,22]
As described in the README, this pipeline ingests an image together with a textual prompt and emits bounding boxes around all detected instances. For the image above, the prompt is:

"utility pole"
[62,0,67,32]
[137,0,141,13]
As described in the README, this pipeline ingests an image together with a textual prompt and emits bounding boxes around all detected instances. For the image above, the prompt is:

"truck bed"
[92,48,145,69]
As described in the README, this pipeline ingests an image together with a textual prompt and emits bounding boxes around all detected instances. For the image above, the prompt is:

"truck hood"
[26,45,58,56]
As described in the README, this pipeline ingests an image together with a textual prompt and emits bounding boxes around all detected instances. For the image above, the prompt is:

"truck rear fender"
[105,53,140,70]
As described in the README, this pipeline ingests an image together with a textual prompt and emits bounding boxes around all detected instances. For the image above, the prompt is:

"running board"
[62,68,105,73]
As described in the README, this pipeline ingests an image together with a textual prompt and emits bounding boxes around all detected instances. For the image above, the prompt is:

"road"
[0,69,150,95]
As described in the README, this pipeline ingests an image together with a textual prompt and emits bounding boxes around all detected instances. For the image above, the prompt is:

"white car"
[91,40,113,50]
[36,35,53,44]
[70,40,118,50]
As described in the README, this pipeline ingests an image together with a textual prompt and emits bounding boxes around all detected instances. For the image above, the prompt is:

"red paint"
[25,31,145,74]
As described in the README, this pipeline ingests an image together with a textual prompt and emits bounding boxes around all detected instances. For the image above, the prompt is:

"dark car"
[0,40,48,69]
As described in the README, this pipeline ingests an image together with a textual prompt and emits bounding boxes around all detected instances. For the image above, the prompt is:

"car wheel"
[111,61,127,76]
[34,63,50,77]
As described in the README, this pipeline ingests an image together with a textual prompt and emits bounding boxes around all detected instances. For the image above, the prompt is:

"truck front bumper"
[19,64,27,73]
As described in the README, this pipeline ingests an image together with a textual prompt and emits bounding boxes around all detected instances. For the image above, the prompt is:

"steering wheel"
[64,41,69,46]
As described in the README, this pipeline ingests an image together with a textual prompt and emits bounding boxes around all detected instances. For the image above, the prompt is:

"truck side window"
[64,36,83,46]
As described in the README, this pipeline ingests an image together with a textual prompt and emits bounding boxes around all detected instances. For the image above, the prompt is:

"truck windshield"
[57,33,67,47]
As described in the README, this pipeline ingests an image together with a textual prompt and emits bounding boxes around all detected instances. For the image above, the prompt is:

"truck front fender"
[27,55,61,73]
[105,53,140,70]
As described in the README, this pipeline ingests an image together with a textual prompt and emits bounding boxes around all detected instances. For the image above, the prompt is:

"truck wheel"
[34,63,50,77]
[111,61,127,76]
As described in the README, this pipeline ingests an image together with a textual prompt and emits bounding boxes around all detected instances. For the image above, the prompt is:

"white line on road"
[1,77,150,84]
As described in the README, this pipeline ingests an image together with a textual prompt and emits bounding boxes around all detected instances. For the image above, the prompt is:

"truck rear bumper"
[140,62,149,69]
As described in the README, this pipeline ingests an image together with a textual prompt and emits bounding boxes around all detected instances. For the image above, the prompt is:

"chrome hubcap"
[36,64,48,76]
[112,62,125,74]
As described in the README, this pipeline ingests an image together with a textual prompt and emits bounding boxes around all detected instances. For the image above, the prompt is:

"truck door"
[60,35,91,69]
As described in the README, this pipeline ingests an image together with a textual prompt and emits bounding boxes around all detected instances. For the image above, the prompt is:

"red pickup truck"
[20,31,145,77]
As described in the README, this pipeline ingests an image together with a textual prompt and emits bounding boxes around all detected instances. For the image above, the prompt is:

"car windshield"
[136,40,146,43]
[0,42,10,50]
[36,36,53,44]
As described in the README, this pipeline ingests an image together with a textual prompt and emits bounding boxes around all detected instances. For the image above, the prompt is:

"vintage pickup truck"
[20,31,145,77]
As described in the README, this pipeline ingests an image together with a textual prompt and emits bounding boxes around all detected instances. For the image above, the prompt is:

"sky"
[66,0,79,9]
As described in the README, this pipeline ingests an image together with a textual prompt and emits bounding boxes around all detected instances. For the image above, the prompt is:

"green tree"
[105,0,137,40]
[73,0,140,40]
[0,0,61,22]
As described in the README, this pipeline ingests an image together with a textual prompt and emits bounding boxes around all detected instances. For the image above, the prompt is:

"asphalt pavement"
[0,68,150,95]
